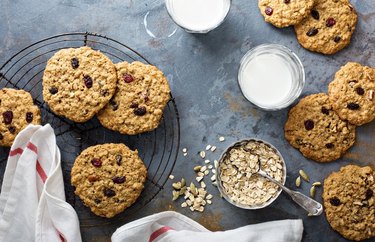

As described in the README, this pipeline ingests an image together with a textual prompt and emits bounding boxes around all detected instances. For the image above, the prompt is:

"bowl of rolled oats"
[216,138,286,209]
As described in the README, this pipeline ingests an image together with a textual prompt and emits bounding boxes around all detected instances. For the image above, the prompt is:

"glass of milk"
[238,44,305,111]
[165,0,231,33]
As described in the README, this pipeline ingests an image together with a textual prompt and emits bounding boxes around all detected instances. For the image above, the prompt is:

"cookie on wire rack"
[42,47,117,122]
[71,143,147,218]
[0,88,41,147]
[97,61,171,135]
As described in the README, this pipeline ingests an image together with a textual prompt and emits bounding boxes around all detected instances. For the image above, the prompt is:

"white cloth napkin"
[111,211,303,242]
[0,124,81,242]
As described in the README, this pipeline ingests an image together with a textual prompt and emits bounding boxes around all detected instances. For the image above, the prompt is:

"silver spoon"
[257,168,323,216]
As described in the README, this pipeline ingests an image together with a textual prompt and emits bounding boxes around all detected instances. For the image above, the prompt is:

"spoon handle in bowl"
[258,169,323,216]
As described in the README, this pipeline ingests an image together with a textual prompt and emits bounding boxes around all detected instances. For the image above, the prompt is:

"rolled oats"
[219,136,225,142]
[206,145,212,151]
[218,140,285,207]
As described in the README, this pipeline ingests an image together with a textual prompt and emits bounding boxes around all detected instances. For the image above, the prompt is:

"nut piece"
[310,186,316,198]
[194,166,202,172]
[172,190,180,201]
[299,170,310,182]
[296,176,301,187]
[368,90,374,101]
[312,181,321,186]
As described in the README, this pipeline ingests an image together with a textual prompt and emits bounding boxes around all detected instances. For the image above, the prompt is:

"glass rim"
[165,0,232,34]
[238,43,305,111]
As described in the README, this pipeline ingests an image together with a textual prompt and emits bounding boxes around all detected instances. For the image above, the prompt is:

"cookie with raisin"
[0,88,41,147]
[97,61,171,135]
[328,62,375,126]
[42,47,117,122]
[284,93,356,162]
[323,165,375,241]
[71,143,147,218]
[258,0,315,28]
[294,0,357,54]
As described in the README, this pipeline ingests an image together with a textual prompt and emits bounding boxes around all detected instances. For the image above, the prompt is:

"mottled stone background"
[0,0,374,241]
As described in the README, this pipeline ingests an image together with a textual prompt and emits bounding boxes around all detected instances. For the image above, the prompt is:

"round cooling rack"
[0,32,180,227]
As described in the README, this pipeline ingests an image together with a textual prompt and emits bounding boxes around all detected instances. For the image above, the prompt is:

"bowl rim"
[216,138,287,209]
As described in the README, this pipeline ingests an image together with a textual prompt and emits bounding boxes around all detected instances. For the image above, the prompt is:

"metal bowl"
[216,138,287,209]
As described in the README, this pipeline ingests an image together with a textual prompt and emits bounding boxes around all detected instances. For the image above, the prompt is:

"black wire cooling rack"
[0,32,180,227]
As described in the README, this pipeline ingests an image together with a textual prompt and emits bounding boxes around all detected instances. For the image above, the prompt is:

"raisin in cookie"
[284,93,356,162]
[42,47,117,123]
[97,61,171,135]
[328,62,375,126]
[0,88,41,147]
[71,143,147,218]
[258,0,315,28]
[294,0,357,54]
[323,165,374,241]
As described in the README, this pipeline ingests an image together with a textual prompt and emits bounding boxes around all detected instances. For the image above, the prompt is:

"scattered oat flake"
[207,200,212,204]
[219,136,225,142]
[206,194,213,200]
[183,153,188,157]
[210,146,217,152]
[169,175,175,180]
[199,151,206,159]
[182,148,187,153]
[204,159,210,164]
[196,176,203,182]
[181,202,187,207]
[205,145,212,151]
[211,175,216,181]
[208,165,213,169]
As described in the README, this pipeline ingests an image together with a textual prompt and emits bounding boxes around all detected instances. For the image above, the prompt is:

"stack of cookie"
[258,0,358,54]
[284,62,375,162]
[41,47,173,217]
[42,46,171,135]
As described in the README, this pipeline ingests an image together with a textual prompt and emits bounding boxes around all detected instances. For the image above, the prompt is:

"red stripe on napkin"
[149,226,173,242]
[27,142,38,154]
[36,160,48,183]
[9,148,23,156]
[56,229,66,242]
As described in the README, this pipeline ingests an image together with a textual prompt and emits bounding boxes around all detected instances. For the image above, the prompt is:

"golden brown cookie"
[284,93,356,162]
[323,165,375,241]
[71,143,147,218]
[328,62,375,126]
[97,61,171,135]
[42,47,117,123]
[258,0,315,28]
[0,88,41,147]
[294,0,357,54]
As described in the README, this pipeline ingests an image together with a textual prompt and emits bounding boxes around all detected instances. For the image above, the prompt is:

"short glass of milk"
[238,44,305,111]
[165,0,231,33]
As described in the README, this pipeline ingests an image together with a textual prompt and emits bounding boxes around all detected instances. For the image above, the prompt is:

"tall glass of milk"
[238,44,305,110]
[165,0,231,33]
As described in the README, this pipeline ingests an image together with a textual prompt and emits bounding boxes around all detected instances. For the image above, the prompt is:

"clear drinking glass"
[238,44,305,111]
[165,0,231,34]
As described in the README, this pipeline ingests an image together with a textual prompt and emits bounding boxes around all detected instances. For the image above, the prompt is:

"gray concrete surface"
[0,0,374,241]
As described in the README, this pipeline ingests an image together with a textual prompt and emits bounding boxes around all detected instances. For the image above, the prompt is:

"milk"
[240,54,293,107]
[166,0,230,32]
